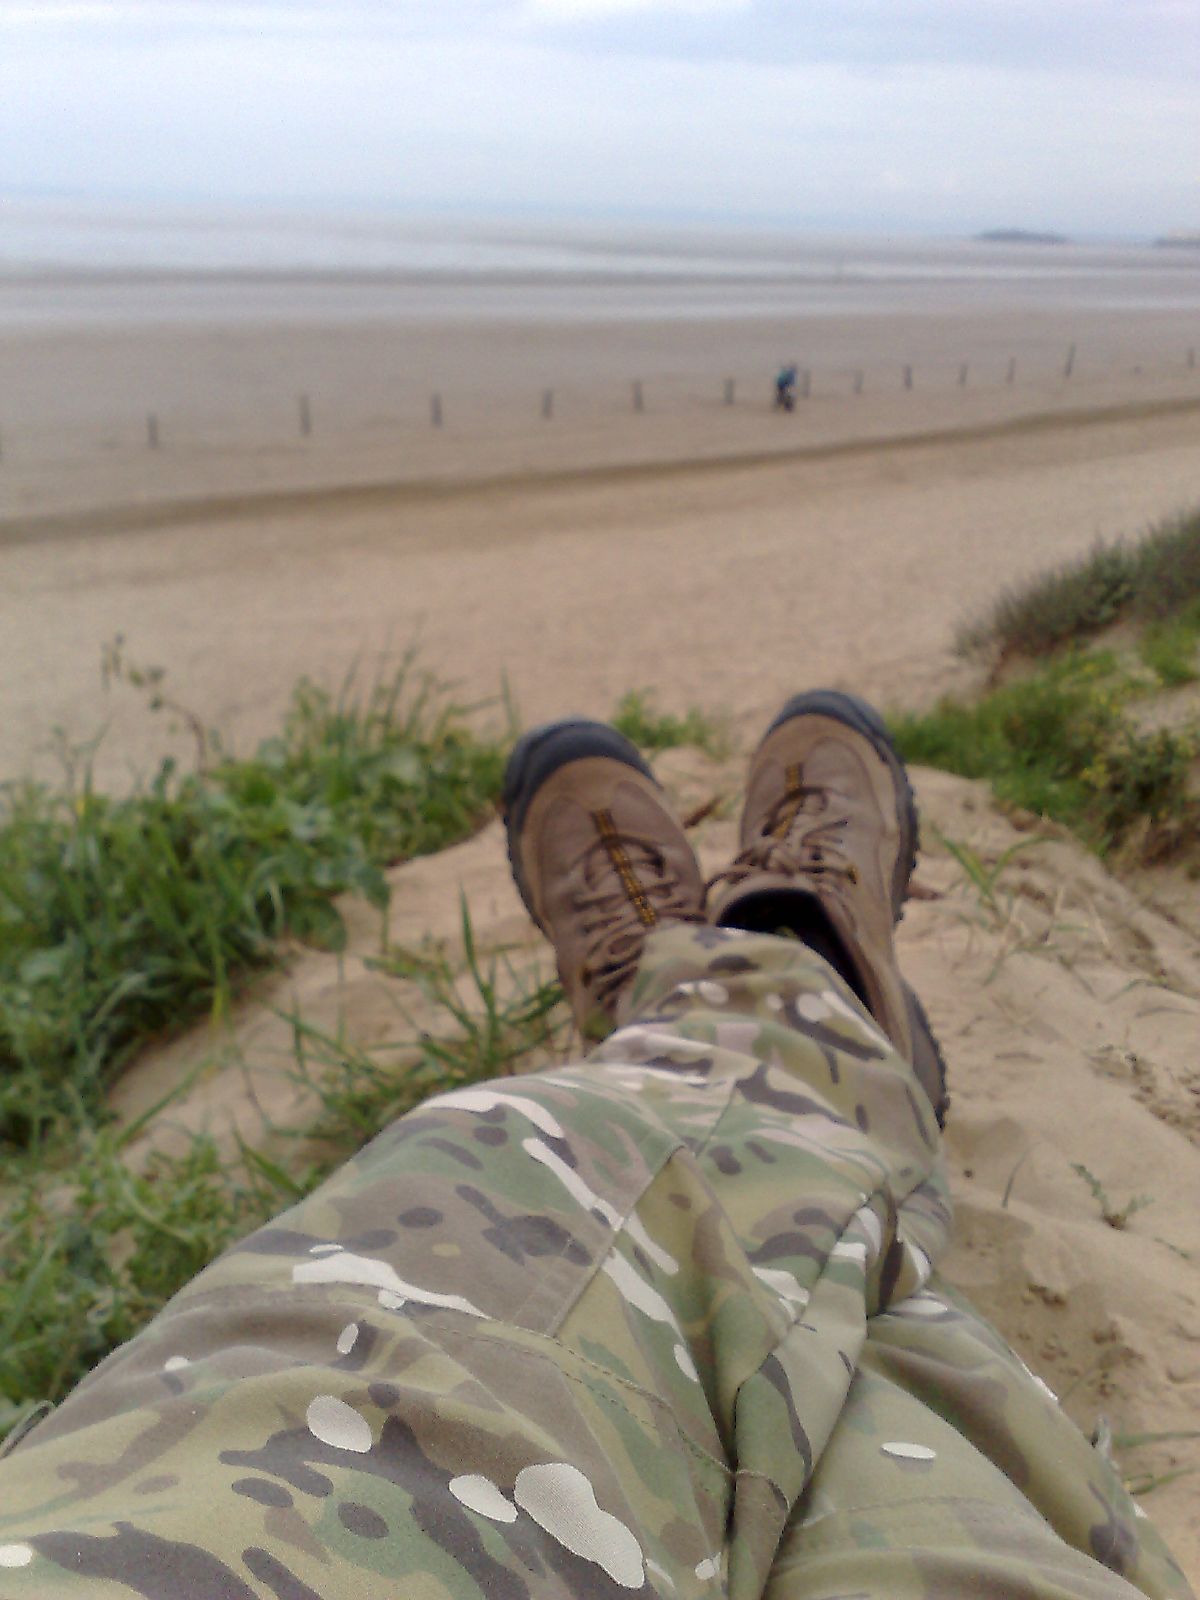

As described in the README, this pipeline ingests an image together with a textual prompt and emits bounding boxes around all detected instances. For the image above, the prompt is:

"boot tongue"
[714,886,870,1010]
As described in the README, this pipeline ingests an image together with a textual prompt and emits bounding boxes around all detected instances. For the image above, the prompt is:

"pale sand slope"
[111,754,1200,1585]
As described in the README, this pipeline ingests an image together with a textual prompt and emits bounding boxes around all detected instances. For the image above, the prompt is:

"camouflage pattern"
[0,925,1191,1599]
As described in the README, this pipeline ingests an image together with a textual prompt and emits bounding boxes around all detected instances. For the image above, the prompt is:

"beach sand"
[3,283,1199,1582]
[4,285,1200,786]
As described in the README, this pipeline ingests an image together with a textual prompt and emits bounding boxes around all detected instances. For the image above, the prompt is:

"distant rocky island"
[975,229,1069,245]
[1154,233,1200,249]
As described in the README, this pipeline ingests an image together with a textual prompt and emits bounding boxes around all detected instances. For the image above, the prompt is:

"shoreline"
[5,388,1200,547]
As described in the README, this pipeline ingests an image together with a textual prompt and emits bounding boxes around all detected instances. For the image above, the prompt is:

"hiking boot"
[708,690,948,1124]
[503,719,706,1038]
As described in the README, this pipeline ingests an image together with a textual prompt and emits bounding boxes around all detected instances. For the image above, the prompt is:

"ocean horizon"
[2,196,1199,329]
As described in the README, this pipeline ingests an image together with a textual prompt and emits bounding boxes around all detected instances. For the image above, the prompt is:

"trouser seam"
[538,1066,745,1338]
[433,1321,734,1485]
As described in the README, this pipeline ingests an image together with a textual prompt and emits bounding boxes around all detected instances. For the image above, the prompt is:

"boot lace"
[576,828,704,1010]
[708,784,857,900]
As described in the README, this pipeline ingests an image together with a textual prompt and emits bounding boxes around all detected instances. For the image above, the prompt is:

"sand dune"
[108,752,1200,1584]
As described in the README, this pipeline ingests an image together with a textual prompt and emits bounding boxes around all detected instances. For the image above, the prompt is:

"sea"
[2,196,1199,329]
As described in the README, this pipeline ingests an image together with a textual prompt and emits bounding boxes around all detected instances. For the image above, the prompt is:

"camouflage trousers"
[0,925,1191,1599]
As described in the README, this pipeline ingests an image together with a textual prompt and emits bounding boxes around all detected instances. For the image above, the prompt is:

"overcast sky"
[2,0,1197,236]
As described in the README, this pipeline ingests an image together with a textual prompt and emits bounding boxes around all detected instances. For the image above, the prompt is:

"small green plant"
[102,635,215,769]
[1001,1146,1035,1209]
[1070,1163,1154,1230]
[957,538,1134,659]
[1113,1430,1200,1498]
[297,898,568,1150]
[0,1129,274,1439]
[938,830,1084,982]
[938,833,1052,921]
[1139,613,1200,688]
[611,689,731,759]
[0,656,506,1143]
[956,507,1200,660]
[889,652,1198,861]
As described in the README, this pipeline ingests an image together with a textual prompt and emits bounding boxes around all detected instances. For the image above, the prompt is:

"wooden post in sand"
[298,394,312,436]
[1006,357,1017,385]
[147,413,160,449]
[723,378,735,406]
[431,393,443,428]
[958,362,969,387]
[903,364,913,390]
[853,370,864,395]
[632,380,644,413]
[1063,343,1076,379]
[542,389,554,420]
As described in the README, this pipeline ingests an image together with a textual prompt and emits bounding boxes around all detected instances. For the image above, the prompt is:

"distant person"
[775,362,798,410]
[0,692,1191,1597]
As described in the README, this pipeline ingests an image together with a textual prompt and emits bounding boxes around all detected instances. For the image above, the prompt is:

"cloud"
[0,1,492,37]
[0,2,260,21]
[514,0,1200,81]
[526,0,749,17]
[0,0,1196,233]
[3,0,1195,81]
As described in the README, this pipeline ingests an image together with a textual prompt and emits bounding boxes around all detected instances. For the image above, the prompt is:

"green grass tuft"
[957,507,1200,660]
[889,652,1199,857]
[0,660,505,1145]
[0,1128,274,1444]
[1139,608,1200,688]
[611,688,731,759]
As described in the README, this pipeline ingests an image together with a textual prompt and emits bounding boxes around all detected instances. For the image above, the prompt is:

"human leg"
[0,712,1189,1599]
[704,689,1189,1600]
[0,721,924,1599]
[0,721,730,1598]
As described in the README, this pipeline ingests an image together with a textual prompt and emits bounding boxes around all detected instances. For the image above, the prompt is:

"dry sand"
[4,372,1200,790]
[3,295,1199,1580]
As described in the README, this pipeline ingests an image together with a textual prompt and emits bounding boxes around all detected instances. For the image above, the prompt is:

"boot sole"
[905,980,951,1129]
[501,718,658,932]
[762,689,919,922]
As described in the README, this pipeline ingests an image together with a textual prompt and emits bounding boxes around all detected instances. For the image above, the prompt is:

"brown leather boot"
[708,690,948,1124]
[503,718,706,1038]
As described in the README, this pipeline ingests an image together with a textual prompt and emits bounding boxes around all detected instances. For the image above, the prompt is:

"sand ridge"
[109,750,1200,1584]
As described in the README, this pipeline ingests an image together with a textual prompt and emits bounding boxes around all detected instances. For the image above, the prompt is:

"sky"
[1,0,1198,237]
